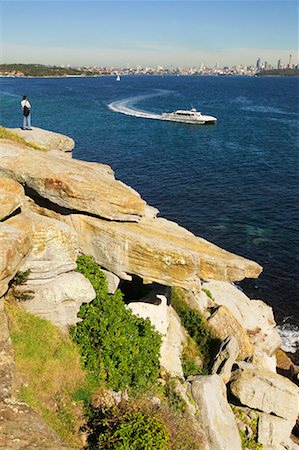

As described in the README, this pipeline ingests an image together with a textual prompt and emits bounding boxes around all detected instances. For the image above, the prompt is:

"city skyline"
[1,1,298,68]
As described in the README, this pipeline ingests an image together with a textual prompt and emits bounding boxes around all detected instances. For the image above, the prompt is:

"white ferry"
[161,108,217,125]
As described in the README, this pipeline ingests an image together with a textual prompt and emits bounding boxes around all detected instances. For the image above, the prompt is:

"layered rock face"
[0,223,32,297]
[1,127,297,450]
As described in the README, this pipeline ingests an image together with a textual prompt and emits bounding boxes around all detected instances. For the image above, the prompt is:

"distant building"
[256,58,261,70]
[277,59,281,69]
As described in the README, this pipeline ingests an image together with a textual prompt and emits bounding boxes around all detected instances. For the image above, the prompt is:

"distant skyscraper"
[277,59,281,69]
[288,54,292,68]
[256,58,261,70]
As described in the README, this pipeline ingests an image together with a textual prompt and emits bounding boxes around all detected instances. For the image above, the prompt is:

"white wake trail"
[108,90,170,121]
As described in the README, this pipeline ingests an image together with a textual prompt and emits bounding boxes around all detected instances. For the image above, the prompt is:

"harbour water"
[1,75,298,352]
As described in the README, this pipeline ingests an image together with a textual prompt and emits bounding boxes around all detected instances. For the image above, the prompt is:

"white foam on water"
[108,90,170,121]
[277,323,299,353]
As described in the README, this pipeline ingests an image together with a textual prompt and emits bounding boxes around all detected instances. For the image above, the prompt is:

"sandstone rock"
[0,178,25,220]
[0,140,152,221]
[212,335,239,383]
[202,280,281,355]
[251,351,277,372]
[230,362,299,422]
[6,208,78,282]
[208,306,254,360]
[276,349,299,383]
[160,306,187,378]
[10,126,75,153]
[101,269,120,294]
[0,223,31,297]
[69,214,262,290]
[20,272,95,328]
[127,294,169,335]
[128,291,186,377]
[258,413,294,448]
[187,374,242,450]
[0,399,70,449]
[0,302,14,401]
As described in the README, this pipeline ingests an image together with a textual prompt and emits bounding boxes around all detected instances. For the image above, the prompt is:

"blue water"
[1,75,298,331]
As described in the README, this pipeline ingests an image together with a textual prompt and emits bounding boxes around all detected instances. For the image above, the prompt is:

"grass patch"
[0,126,47,151]
[5,300,96,449]
[171,288,220,372]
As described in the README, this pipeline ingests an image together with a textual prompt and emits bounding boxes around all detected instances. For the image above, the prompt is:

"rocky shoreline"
[0,126,298,449]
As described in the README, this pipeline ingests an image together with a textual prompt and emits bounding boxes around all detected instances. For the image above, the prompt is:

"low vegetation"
[171,288,220,373]
[0,126,46,151]
[5,299,94,449]
[70,255,162,394]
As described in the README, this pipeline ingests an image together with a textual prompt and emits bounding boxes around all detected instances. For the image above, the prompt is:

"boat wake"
[108,90,170,120]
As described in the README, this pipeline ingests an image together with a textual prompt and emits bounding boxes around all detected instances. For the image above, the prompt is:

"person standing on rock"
[21,95,32,130]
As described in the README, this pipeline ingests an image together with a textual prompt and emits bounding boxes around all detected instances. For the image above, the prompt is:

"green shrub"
[71,256,162,393]
[97,410,168,449]
[171,288,220,370]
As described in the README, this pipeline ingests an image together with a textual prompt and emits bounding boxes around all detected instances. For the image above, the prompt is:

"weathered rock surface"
[101,269,120,294]
[187,374,242,450]
[128,292,186,377]
[19,272,96,328]
[202,280,281,355]
[69,214,262,289]
[208,305,254,360]
[0,302,14,402]
[212,335,239,383]
[0,399,70,449]
[0,178,25,221]
[7,208,78,282]
[160,306,187,378]
[128,294,169,335]
[0,141,152,221]
[230,362,299,422]
[258,413,294,448]
[0,223,32,297]
[10,126,75,154]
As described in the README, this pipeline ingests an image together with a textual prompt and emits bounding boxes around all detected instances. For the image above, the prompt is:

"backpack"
[23,104,30,117]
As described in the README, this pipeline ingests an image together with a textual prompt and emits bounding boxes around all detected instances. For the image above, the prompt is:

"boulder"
[212,335,239,383]
[127,294,169,336]
[20,272,96,328]
[187,374,242,450]
[0,178,25,220]
[0,140,153,222]
[68,214,262,290]
[0,223,31,297]
[251,351,277,372]
[230,362,299,422]
[101,269,120,294]
[257,413,294,448]
[9,127,75,153]
[160,306,187,377]
[128,293,186,378]
[6,208,78,282]
[202,280,281,355]
[0,302,14,401]
[208,305,254,360]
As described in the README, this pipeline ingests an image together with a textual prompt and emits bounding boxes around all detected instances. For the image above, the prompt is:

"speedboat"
[161,108,217,124]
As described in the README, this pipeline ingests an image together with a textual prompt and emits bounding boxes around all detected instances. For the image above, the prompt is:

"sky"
[1,0,298,68]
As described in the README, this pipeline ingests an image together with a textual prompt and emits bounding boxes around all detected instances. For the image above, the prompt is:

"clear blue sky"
[1,0,298,67]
